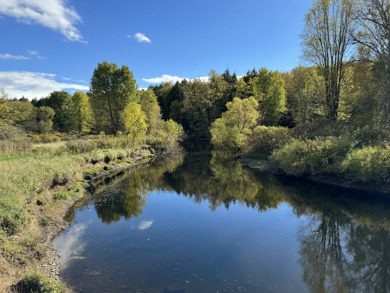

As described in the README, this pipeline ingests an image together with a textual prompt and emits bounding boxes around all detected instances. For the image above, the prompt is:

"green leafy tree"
[90,61,137,134]
[36,106,55,133]
[208,70,231,123]
[253,68,287,125]
[287,66,325,124]
[162,119,184,147]
[38,91,76,132]
[301,0,358,120]
[72,91,94,134]
[182,80,211,140]
[138,89,160,127]
[353,0,390,126]
[210,97,259,151]
[123,102,147,145]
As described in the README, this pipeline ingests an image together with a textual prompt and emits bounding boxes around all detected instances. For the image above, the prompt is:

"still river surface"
[53,151,390,293]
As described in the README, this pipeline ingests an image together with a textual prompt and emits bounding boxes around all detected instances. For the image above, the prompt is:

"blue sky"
[0,0,312,99]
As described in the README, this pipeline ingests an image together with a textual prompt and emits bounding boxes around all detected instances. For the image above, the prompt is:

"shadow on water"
[57,149,390,293]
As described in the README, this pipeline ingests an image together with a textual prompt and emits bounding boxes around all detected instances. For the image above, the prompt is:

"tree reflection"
[344,226,390,293]
[296,191,390,293]
[92,156,183,223]
[299,215,348,293]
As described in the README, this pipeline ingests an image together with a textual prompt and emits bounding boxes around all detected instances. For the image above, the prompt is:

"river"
[53,151,390,293]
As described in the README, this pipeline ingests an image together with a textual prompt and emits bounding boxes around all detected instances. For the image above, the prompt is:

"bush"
[243,126,289,159]
[271,136,353,176]
[340,145,390,183]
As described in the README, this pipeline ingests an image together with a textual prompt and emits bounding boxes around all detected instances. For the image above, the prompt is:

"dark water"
[53,151,390,293]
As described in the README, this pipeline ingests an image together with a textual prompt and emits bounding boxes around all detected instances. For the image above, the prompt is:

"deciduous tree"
[210,97,259,151]
[301,0,358,120]
[353,0,390,126]
[90,61,137,134]
[123,102,147,145]
[72,91,94,134]
[253,68,286,125]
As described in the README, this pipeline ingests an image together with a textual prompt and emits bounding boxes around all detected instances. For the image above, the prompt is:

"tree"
[123,102,147,145]
[181,80,211,140]
[287,66,325,124]
[90,61,137,134]
[301,0,358,120]
[38,91,76,132]
[210,97,259,151]
[252,68,287,125]
[35,106,55,133]
[72,91,94,134]
[353,0,390,126]
[162,119,184,147]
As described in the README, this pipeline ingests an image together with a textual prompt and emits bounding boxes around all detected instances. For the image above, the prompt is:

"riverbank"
[0,139,162,292]
[242,158,390,195]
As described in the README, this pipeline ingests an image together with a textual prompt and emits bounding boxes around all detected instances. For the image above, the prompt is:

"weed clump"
[13,271,66,293]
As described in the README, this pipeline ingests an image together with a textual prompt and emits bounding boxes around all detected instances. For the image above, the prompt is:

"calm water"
[53,152,390,293]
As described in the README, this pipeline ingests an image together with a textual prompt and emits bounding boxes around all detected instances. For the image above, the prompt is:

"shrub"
[340,145,390,183]
[243,126,289,159]
[271,136,353,176]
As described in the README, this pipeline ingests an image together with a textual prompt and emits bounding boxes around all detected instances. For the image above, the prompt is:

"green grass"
[84,166,103,179]
[16,271,66,293]
[54,189,79,200]
[0,151,85,235]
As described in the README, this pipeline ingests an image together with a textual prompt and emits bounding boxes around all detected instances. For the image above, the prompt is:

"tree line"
[0,61,183,148]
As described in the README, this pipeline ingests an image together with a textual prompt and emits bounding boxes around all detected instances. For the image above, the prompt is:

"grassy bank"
[0,135,157,292]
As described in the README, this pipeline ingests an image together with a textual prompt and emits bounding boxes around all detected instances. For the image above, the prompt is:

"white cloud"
[143,74,210,84]
[0,71,89,99]
[134,32,151,43]
[27,50,38,55]
[0,53,28,60]
[62,77,71,81]
[0,0,85,42]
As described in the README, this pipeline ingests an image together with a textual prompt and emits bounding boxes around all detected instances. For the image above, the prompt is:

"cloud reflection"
[138,220,153,230]
[54,222,89,269]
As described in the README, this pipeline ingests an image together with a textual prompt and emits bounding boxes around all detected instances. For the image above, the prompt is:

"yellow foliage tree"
[123,103,147,145]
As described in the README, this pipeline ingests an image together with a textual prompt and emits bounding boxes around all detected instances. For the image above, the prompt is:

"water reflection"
[58,150,390,293]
